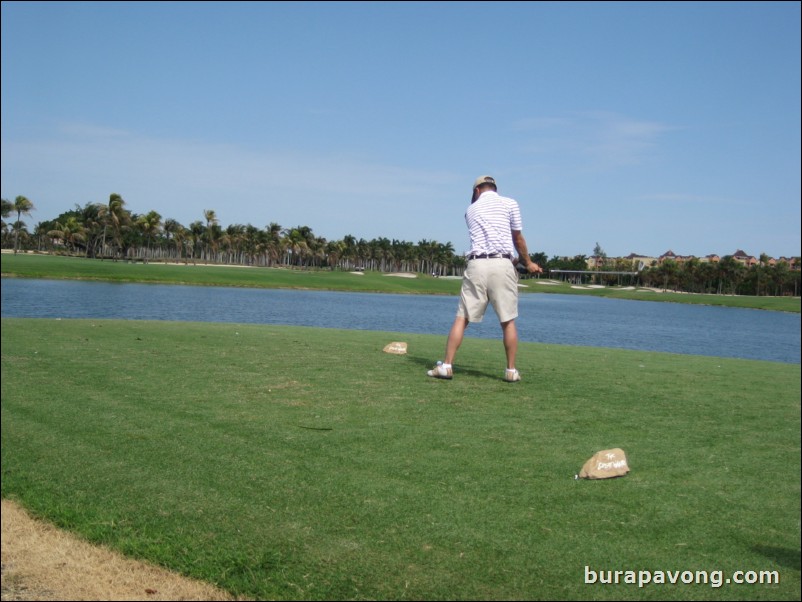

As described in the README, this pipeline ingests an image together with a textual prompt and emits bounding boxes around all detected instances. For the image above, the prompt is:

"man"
[427,175,542,382]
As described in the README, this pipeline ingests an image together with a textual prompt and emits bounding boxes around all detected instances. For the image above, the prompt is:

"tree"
[755,253,772,296]
[223,224,246,264]
[342,234,357,269]
[264,222,283,266]
[658,259,679,291]
[716,256,745,295]
[98,194,131,260]
[373,237,391,272]
[531,251,548,267]
[679,257,700,292]
[47,217,86,254]
[13,195,35,254]
[695,261,717,294]
[203,209,219,261]
[71,202,104,258]
[136,211,163,262]
[188,221,205,263]
[0,198,13,219]
[436,240,456,276]
[325,239,346,269]
[282,226,313,266]
[33,221,53,252]
[592,242,606,264]
[162,218,183,261]
[1,198,14,247]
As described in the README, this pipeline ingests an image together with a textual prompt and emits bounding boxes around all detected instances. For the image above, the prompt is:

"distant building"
[731,250,758,267]
[586,255,604,270]
[623,252,657,270]
[658,250,693,263]
[581,250,799,272]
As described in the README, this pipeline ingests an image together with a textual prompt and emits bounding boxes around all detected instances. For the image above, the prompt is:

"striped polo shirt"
[465,191,523,256]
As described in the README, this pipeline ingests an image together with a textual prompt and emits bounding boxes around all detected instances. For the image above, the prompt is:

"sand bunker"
[1,499,240,601]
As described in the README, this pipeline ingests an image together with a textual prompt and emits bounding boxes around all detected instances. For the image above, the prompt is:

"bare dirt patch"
[1,499,242,601]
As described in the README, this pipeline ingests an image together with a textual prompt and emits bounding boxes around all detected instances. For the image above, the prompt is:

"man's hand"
[511,231,541,275]
[526,261,543,274]
[515,259,543,275]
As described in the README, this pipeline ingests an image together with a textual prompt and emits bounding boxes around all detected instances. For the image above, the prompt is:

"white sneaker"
[504,368,521,382]
[427,361,453,379]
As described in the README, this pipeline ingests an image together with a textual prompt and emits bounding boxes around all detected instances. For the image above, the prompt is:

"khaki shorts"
[457,258,519,323]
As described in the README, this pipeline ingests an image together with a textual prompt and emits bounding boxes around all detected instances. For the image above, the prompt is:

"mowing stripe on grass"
[2,318,799,600]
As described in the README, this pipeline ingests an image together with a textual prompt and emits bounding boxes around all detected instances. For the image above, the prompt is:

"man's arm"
[511,230,543,273]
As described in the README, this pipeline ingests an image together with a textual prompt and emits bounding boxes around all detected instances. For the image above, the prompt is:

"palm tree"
[695,261,717,294]
[325,239,346,269]
[12,195,35,254]
[342,234,357,269]
[73,202,104,258]
[282,226,312,266]
[223,224,246,264]
[436,240,455,276]
[207,223,223,263]
[242,224,261,266]
[162,218,182,261]
[356,238,370,269]
[47,217,87,254]
[780,259,801,296]
[374,237,391,272]
[679,257,700,292]
[188,220,205,264]
[716,256,744,295]
[418,239,444,275]
[203,209,218,261]
[756,253,772,296]
[314,236,329,267]
[658,259,679,291]
[136,211,162,262]
[98,194,131,260]
[33,222,52,252]
[1,198,14,247]
[451,252,467,277]
[263,222,283,266]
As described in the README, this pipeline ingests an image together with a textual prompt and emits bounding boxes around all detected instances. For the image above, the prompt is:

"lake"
[1,278,799,364]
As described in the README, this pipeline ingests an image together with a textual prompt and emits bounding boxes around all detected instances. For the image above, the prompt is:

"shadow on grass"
[751,544,802,571]
[405,353,510,382]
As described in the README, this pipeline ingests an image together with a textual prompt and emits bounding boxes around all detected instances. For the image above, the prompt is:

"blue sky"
[2,1,800,259]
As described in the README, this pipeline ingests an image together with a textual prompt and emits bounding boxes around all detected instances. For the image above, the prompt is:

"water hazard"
[1,278,799,364]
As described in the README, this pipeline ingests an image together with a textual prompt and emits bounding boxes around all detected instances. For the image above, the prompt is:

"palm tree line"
[2,194,799,296]
[1,194,463,275]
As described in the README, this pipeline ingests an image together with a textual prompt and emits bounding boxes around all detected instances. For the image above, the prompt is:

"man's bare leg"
[444,316,469,365]
[501,319,518,370]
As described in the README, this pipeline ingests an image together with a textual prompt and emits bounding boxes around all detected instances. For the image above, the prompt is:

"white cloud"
[514,110,677,168]
[1,122,466,245]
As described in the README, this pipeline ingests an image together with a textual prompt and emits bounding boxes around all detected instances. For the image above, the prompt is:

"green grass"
[3,252,799,313]
[2,318,799,600]
[1,252,462,296]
